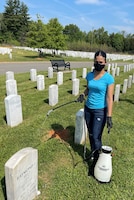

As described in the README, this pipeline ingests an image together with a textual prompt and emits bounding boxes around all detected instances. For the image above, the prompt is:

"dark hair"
[94,50,106,61]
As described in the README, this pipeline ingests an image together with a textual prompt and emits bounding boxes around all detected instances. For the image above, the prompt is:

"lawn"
[0,61,134,199]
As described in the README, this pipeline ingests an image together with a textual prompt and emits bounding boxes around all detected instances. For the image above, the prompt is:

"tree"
[26,17,49,48]
[63,24,83,42]
[92,27,109,45]
[46,18,66,50]
[2,0,30,45]
[0,13,4,43]
[110,33,124,52]
[18,2,30,45]
[128,34,134,53]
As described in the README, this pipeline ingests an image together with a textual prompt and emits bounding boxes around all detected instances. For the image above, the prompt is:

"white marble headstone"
[5,95,23,127]
[107,64,111,73]
[126,65,129,72]
[49,84,58,106]
[5,147,40,200]
[72,70,77,80]
[122,79,128,94]
[6,79,18,96]
[6,71,14,80]
[37,75,45,90]
[116,67,120,76]
[30,69,37,81]
[9,53,12,59]
[111,63,115,69]
[114,84,120,102]
[112,68,116,77]
[48,67,53,78]
[72,78,79,96]
[115,63,117,68]
[132,73,134,83]
[57,72,63,85]
[82,68,87,78]
[128,75,132,88]
[124,65,127,72]
[74,108,87,144]
[91,66,94,72]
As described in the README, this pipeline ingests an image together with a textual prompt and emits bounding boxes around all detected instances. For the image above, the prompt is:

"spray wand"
[46,99,78,117]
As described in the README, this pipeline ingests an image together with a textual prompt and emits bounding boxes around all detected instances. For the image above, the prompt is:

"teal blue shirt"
[85,72,114,109]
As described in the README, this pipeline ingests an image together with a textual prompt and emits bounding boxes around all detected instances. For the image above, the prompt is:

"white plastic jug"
[94,146,112,183]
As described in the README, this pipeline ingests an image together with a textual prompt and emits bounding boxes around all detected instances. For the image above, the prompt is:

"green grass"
[0,66,134,200]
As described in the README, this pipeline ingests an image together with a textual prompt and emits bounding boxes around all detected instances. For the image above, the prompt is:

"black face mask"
[94,62,105,71]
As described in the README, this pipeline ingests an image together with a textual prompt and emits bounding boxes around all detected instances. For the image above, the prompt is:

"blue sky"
[0,0,134,34]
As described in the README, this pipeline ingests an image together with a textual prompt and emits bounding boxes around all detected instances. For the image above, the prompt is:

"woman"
[78,50,114,159]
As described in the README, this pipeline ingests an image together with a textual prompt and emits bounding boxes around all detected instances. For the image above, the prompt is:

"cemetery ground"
[0,66,134,200]
[0,48,91,62]
[0,47,133,63]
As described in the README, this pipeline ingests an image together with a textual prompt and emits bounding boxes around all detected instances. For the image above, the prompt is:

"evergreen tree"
[18,2,30,45]
[2,0,30,45]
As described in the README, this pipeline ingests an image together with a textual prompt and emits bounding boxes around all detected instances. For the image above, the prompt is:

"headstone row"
[107,64,120,77]
[14,46,134,61]
[124,64,134,72]
[114,74,134,102]
[5,71,23,127]
[30,68,86,106]
[0,47,12,59]
[107,63,134,78]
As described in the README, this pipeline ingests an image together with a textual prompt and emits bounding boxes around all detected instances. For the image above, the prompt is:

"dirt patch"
[48,129,71,141]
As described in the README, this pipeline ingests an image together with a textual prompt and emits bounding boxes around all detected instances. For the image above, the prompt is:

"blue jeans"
[84,105,107,151]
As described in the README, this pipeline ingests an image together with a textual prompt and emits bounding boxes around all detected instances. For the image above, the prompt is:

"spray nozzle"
[108,127,111,134]
[47,109,53,116]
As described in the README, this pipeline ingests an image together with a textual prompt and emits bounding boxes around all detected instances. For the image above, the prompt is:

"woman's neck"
[94,68,105,75]
[94,69,105,80]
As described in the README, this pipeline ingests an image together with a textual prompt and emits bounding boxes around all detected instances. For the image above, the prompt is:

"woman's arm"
[107,84,114,116]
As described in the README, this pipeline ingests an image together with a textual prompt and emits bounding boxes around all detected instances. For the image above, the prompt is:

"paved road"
[0,61,93,75]
[0,61,126,75]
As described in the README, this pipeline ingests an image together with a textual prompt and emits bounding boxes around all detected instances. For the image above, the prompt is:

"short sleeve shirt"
[85,72,114,109]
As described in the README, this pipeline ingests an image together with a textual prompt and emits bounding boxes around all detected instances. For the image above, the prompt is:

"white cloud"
[75,0,106,5]
[111,25,134,34]
[123,18,134,26]
[113,10,134,28]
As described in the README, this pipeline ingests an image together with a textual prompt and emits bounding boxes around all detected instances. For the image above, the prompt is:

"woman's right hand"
[77,94,85,103]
